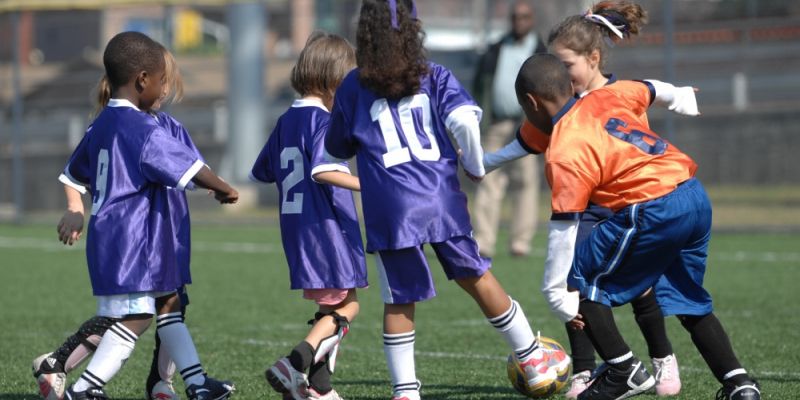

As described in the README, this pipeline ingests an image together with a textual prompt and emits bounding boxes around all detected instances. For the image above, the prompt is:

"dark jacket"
[473,32,547,124]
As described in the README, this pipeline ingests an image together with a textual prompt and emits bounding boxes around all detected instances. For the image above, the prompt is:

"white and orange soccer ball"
[506,336,572,398]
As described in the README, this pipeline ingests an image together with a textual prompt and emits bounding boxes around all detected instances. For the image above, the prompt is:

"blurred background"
[1,0,799,231]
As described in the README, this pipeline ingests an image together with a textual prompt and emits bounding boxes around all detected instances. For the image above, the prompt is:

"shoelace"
[653,355,674,381]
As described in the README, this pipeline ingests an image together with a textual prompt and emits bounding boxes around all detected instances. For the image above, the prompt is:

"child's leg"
[146,287,189,395]
[677,313,752,384]
[384,303,419,397]
[289,290,359,395]
[631,289,673,359]
[154,292,208,388]
[565,324,596,374]
[72,313,153,392]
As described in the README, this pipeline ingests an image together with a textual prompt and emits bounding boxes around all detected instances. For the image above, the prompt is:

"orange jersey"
[546,80,697,216]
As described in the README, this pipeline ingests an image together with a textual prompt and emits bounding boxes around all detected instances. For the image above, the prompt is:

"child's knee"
[120,314,153,336]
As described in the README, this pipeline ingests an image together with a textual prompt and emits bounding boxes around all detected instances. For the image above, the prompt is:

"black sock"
[678,313,749,385]
[289,341,315,372]
[308,360,332,394]
[565,323,597,373]
[631,290,673,358]
[579,300,633,371]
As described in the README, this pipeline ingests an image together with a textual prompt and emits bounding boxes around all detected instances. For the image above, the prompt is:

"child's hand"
[215,187,239,204]
[57,210,84,245]
[567,313,585,330]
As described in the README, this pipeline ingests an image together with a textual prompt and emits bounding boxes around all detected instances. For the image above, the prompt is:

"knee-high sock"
[487,299,539,362]
[631,290,673,358]
[565,323,597,373]
[678,313,750,385]
[156,312,204,387]
[72,322,137,391]
[579,300,633,370]
[383,331,418,394]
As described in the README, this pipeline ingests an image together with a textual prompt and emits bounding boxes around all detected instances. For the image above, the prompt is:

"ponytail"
[92,75,112,117]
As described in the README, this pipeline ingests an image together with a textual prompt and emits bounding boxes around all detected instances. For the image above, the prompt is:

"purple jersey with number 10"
[250,99,367,290]
[60,100,204,296]
[325,62,479,252]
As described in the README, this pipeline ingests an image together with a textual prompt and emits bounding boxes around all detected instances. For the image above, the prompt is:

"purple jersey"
[60,100,204,296]
[325,62,479,252]
[156,111,204,286]
[250,99,367,290]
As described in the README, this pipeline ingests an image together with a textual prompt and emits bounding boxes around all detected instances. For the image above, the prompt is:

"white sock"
[72,323,137,391]
[383,331,418,394]
[157,312,204,387]
[487,298,539,362]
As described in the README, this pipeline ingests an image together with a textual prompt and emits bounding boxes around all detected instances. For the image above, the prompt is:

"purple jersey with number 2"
[325,62,478,252]
[250,99,367,290]
[61,100,204,296]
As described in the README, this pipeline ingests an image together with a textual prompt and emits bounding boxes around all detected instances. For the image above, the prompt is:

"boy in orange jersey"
[508,54,759,400]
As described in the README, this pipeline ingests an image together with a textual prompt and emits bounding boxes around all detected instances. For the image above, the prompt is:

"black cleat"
[65,386,108,400]
[185,377,235,400]
[578,358,655,400]
[715,380,760,400]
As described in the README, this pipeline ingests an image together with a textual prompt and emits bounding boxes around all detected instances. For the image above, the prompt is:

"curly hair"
[548,1,647,69]
[356,0,428,100]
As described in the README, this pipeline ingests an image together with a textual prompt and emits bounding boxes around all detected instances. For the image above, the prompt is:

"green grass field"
[1,223,798,399]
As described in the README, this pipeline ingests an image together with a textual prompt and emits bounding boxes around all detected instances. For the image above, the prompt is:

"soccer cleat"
[33,352,67,400]
[185,377,235,400]
[651,354,681,396]
[148,380,179,400]
[565,370,593,399]
[308,388,344,400]
[578,358,655,400]
[715,380,760,400]
[266,357,309,400]
[390,392,420,400]
[518,347,560,388]
[64,386,108,400]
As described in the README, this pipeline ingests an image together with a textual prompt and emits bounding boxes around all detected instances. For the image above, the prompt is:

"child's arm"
[446,107,485,179]
[643,79,700,116]
[483,140,529,174]
[541,219,582,325]
[313,171,360,192]
[57,185,85,245]
[191,166,239,204]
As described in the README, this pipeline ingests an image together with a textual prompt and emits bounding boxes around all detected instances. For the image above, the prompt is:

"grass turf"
[0,223,798,399]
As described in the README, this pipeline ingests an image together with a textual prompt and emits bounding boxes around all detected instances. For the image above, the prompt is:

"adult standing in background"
[472,0,546,258]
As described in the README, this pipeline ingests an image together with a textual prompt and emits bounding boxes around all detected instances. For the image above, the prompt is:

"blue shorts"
[375,236,491,304]
[567,178,713,316]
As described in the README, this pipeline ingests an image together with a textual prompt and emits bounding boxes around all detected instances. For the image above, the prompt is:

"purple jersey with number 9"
[60,101,205,295]
[325,62,480,252]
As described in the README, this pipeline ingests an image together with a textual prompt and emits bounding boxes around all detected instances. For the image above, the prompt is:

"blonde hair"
[291,31,356,103]
[92,46,184,116]
[548,1,647,69]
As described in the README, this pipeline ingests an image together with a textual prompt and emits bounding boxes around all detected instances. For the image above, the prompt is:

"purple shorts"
[374,235,491,304]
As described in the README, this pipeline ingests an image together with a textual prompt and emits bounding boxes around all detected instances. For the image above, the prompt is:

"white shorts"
[95,291,175,318]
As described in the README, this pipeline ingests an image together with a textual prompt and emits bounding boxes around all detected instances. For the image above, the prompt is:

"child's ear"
[525,93,538,111]
[135,71,148,93]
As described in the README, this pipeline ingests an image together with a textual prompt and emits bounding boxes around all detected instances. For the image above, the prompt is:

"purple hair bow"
[389,0,418,30]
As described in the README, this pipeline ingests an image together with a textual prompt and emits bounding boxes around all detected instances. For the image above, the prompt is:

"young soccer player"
[249,32,365,400]
[51,31,238,400]
[322,2,568,399]
[512,53,759,400]
[483,3,683,397]
[33,48,204,400]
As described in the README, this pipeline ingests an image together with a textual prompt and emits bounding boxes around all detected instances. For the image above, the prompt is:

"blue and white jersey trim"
[58,168,89,194]
[176,159,205,191]
[310,163,351,183]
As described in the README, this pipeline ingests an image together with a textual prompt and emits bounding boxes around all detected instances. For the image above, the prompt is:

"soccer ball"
[506,336,572,398]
